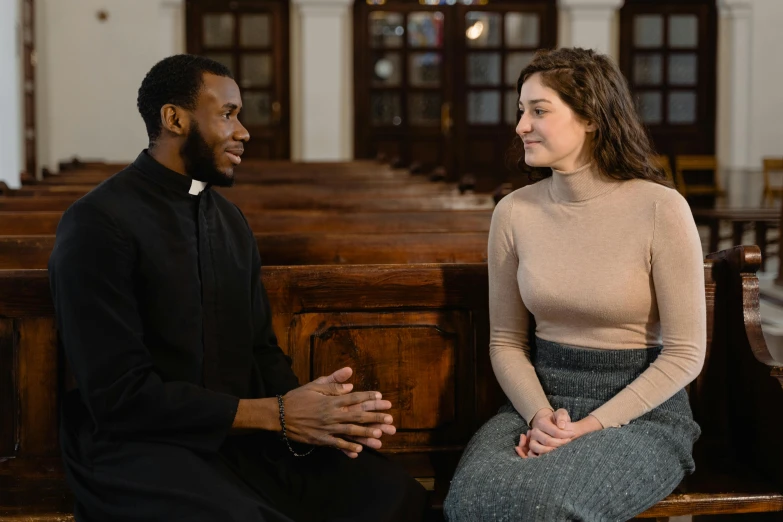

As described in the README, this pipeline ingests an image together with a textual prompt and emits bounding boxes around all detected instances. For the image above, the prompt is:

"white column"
[291,0,353,161]
[160,0,186,56]
[0,0,22,188]
[557,0,623,59]
[718,0,753,204]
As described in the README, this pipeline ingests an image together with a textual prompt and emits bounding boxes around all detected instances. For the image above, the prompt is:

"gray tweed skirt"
[444,338,700,522]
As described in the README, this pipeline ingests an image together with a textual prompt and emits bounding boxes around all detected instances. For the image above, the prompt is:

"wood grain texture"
[1,250,783,518]
[0,194,494,212]
[0,210,493,236]
[0,232,489,269]
[17,318,58,457]
[0,319,15,458]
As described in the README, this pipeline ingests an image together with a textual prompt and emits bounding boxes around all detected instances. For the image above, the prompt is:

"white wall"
[749,0,783,167]
[29,0,783,171]
[0,0,23,188]
[16,0,24,184]
[36,0,185,172]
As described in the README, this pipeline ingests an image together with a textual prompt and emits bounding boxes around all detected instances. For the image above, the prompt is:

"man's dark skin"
[150,72,396,458]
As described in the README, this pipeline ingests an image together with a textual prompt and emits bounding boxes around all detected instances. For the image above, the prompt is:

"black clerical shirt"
[49,151,299,455]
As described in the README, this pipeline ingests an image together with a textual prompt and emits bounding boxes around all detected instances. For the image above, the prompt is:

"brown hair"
[508,47,671,187]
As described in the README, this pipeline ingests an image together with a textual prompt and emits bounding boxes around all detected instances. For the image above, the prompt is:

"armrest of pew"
[705,245,783,492]
[706,245,782,369]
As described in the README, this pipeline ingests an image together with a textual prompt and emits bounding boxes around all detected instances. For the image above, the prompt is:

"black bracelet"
[276,395,314,457]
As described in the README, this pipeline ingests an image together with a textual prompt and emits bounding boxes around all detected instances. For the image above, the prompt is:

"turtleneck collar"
[550,163,621,203]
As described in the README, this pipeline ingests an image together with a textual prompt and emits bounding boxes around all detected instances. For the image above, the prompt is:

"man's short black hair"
[137,54,233,145]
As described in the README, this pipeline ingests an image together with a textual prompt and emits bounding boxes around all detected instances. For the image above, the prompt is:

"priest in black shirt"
[48,54,425,522]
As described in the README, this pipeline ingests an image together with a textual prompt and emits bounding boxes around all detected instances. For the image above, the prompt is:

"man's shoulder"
[57,166,143,235]
[69,164,139,209]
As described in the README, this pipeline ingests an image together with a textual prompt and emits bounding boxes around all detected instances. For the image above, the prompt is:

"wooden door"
[354,0,556,190]
[454,2,556,191]
[354,3,455,175]
[187,0,291,159]
[620,0,717,158]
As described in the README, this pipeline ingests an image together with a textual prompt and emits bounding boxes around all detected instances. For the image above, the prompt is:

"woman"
[444,47,705,521]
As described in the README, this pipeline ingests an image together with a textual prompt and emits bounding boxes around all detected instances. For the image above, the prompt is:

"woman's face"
[516,72,595,172]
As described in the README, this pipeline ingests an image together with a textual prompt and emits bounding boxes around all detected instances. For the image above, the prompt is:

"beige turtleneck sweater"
[489,163,706,428]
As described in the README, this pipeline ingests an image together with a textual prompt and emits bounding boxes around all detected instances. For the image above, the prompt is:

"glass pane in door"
[242,92,272,125]
[668,54,697,85]
[669,15,698,48]
[408,12,444,48]
[371,93,402,126]
[633,54,662,85]
[409,93,441,126]
[467,53,501,85]
[633,15,663,48]
[465,12,501,48]
[636,91,662,124]
[668,91,697,124]
[240,14,271,47]
[203,13,234,47]
[409,53,442,87]
[468,91,501,124]
[372,53,402,87]
[505,13,539,48]
[369,12,404,48]
[240,54,273,88]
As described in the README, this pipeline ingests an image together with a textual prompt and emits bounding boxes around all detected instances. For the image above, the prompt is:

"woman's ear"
[585,121,598,133]
[160,104,190,137]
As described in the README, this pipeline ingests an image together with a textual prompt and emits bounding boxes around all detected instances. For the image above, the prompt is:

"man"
[48,54,425,522]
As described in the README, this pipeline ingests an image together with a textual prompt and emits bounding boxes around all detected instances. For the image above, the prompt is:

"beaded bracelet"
[276,395,315,457]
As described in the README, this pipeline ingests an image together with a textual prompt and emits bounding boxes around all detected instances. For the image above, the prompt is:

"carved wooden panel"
[289,310,475,451]
[0,319,15,458]
[17,317,59,457]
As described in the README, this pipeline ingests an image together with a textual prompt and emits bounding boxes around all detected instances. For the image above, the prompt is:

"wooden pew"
[33,160,425,186]
[0,232,489,269]
[1,246,783,520]
[0,193,494,212]
[10,177,454,196]
[0,210,493,236]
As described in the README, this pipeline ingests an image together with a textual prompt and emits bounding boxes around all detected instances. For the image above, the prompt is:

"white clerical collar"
[188,179,207,195]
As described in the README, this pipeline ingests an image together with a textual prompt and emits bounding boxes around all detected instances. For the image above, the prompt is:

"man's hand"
[283,367,395,458]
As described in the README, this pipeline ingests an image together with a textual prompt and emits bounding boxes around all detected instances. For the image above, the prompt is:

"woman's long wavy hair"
[507,47,671,187]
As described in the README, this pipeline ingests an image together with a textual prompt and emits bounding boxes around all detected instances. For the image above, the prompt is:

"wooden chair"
[762,157,783,207]
[674,155,725,198]
[652,155,675,187]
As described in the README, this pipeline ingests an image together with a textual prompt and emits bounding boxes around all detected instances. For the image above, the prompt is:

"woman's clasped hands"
[515,408,603,459]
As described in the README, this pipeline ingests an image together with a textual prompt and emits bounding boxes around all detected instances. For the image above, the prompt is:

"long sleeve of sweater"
[488,195,554,423]
[487,166,706,428]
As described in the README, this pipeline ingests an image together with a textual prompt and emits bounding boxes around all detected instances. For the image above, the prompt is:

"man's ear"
[160,104,190,137]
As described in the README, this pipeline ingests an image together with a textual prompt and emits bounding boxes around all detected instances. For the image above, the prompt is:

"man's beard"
[181,121,234,187]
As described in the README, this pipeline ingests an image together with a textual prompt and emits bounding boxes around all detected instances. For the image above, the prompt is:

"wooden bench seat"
[0,193,494,212]
[30,160,432,187]
[9,179,456,198]
[0,210,493,236]
[1,247,782,520]
[0,232,489,268]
